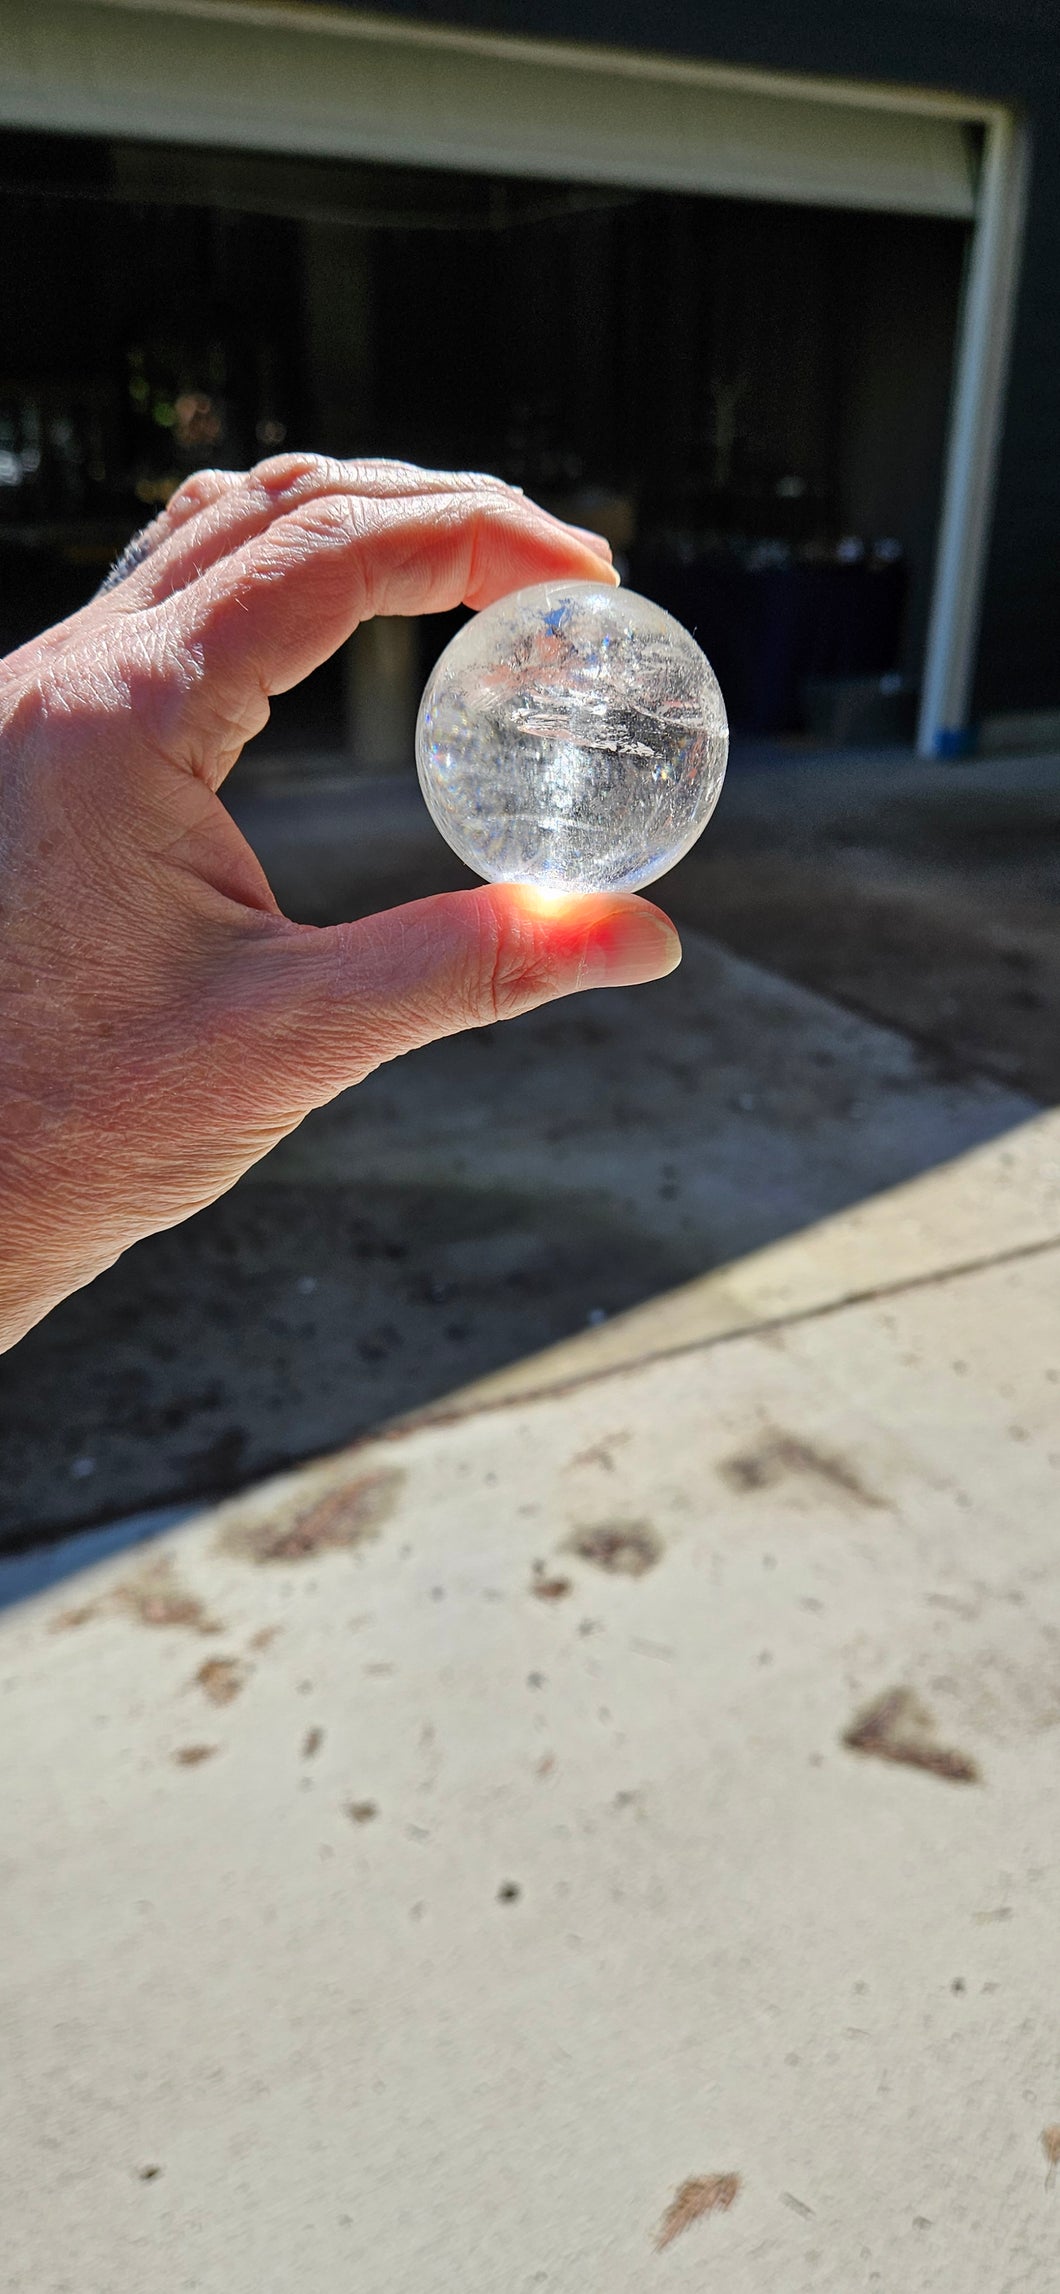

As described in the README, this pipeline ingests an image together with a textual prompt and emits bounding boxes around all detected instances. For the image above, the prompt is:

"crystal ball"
[415,580,728,895]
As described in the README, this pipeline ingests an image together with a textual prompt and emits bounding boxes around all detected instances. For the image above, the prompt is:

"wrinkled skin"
[0,456,680,1351]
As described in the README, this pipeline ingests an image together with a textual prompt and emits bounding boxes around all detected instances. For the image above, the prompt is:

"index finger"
[100,455,612,613]
[154,486,621,784]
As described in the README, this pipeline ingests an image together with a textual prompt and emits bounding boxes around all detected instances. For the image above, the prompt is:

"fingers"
[229,884,681,1107]
[106,453,613,612]
[157,486,621,782]
[94,470,246,598]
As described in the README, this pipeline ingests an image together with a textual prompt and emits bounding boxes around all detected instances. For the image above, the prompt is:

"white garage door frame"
[0,0,1030,756]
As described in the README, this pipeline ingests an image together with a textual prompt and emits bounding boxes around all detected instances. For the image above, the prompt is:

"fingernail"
[576,905,682,990]
[581,555,621,588]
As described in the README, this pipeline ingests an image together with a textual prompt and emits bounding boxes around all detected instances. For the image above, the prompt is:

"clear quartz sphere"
[415,580,728,895]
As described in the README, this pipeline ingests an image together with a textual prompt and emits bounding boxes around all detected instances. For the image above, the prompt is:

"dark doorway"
[0,130,967,742]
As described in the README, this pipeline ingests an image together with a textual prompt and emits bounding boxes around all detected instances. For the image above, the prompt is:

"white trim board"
[0,0,979,215]
[5,0,1011,121]
[0,0,1028,750]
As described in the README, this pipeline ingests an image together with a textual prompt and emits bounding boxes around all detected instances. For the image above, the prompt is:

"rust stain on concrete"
[531,1566,572,1601]
[218,1470,404,1564]
[54,1556,221,1637]
[565,1520,662,1576]
[1042,2126,1060,2187]
[193,1656,247,1707]
[115,1558,222,1635]
[720,1427,885,1508]
[843,1686,980,1784]
[655,2173,741,2250]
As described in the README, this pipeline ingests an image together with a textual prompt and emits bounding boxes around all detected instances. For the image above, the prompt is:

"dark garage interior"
[0,129,968,747]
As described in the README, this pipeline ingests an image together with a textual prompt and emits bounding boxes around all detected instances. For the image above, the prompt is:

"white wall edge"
[85,0,1009,125]
[917,110,1031,757]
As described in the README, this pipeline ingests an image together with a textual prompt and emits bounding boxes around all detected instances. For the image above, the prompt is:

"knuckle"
[343,457,423,489]
[251,449,334,497]
[165,468,232,521]
[464,487,519,527]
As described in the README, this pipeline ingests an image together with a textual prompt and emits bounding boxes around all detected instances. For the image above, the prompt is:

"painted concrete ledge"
[398,1105,1060,1419]
[2,1122,1059,2291]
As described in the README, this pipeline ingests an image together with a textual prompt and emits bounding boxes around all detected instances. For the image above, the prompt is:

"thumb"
[234,884,682,1106]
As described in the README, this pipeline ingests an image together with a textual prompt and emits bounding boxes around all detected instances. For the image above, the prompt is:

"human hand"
[0,455,680,1350]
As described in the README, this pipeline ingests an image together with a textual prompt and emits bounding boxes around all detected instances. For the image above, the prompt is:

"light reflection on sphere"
[415,581,728,895]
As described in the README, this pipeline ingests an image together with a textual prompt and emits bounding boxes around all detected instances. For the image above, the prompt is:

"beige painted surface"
[410,1105,1060,1413]
[3,1178,1059,2290]
[0,0,982,215]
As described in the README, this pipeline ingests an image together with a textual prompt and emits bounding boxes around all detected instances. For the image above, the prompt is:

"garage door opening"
[0,1,1027,757]
[0,128,973,761]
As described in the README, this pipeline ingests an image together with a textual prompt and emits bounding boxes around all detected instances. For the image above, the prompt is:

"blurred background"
[1,0,1058,1564]
[0,133,964,752]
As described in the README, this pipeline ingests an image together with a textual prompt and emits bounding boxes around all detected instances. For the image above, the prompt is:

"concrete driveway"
[0,921,1033,1544]
[3,741,1058,2286]
[4,743,1053,1547]
[2,1107,1059,2291]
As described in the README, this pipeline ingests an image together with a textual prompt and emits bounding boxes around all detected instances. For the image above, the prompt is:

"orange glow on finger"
[507,881,581,916]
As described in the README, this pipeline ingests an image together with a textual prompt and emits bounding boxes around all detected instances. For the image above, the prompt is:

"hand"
[0,455,680,1350]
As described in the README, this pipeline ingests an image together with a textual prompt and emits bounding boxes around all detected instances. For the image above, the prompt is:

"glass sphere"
[415,580,728,895]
